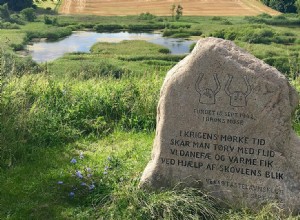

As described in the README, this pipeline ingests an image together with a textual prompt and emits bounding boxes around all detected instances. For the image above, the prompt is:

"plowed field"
[59,0,280,16]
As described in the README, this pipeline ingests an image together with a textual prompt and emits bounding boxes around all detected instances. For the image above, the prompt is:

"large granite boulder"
[140,37,300,211]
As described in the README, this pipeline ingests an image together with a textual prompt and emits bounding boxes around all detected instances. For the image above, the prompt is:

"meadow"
[0,6,300,219]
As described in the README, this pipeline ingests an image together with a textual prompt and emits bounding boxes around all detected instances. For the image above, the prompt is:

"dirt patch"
[59,0,280,16]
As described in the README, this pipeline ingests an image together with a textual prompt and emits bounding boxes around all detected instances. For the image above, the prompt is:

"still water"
[27,31,196,63]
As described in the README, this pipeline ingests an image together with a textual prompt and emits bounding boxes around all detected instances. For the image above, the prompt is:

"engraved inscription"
[159,129,284,200]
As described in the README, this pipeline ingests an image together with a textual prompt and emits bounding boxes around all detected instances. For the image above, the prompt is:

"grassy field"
[1,7,300,219]
[59,0,280,16]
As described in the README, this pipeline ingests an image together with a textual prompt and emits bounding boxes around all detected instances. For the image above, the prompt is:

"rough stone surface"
[140,37,300,211]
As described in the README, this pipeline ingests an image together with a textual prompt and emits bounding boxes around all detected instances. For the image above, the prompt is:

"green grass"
[1,11,300,219]
[47,40,178,78]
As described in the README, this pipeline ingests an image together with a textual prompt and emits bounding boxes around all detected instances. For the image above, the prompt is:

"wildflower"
[103,171,108,175]
[69,192,75,198]
[86,167,92,172]
[81,182,87,186]
[87,174,92,178]
[79,152,84,159]
[57,181,64,184]
[104,166,108,171]
[70,158,77,164]
[75,170,83,179]
[89,184,95,190]
[107,156,112,161]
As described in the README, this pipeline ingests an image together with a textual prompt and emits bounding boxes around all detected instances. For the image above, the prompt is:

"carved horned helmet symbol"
[195,73,220,105]
[225,75,251,107]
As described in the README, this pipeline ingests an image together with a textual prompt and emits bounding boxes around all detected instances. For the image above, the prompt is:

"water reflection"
[27,31,196,63]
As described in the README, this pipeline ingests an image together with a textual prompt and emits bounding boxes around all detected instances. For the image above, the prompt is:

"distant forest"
[261,0,298,13]
[0,0,33,11]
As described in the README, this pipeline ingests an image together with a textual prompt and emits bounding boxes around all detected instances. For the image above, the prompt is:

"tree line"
[0,0,33,11]
[261,0,300,13]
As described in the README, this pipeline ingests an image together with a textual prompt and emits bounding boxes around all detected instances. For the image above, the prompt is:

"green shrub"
[221,19,233,25]
[263,56,290,74]
[127,23,165,31]
[20,8,36,22]
[25,27,72,41]
[189,42,196,52]
[69,60,125,79]
[211,16,222,21]
[158,48,170,54]
[0,21,19,29]
[138,12,156,20]
[10,43,24,51]
[93,24,124,32]
[163,28,201,38]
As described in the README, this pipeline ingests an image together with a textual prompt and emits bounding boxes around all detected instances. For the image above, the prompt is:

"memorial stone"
[140,37,300,211]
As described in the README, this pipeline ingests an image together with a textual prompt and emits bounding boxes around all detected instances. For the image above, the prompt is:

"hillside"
[59,0,280,16]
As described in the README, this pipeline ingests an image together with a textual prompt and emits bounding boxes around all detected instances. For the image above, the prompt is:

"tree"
[0,3,10,21]
[175,4,183,21]
[21,8,36,21]
[170,4,176,21]
[296,0,300,13]
[263,0,297,13]
[7,0,33,11]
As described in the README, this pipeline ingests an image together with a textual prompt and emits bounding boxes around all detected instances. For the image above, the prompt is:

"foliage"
[210,24,296,45]
[245,13,300,26]
[175,4,183,21]
[170,4,183,21]
[261,0,297,13]
[0,3,10,21]
[93,24,124,32]
[138,12,156,20]
[163,28,202,38]
[296,0,300,13]
[25,27,72,41]
[0,21,19,29]
[44,15,58,25]
[21,8,36,21]
[6,0,33,11]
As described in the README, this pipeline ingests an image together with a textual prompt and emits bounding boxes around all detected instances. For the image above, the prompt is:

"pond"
[27,31,197,63]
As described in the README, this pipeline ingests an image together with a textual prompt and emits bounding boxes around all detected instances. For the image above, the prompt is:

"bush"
[0,21,19,29]
[263,56,290,74]
[158,48,170,54]
[20,8,36,22]
[9,14,25,25]
[93,24,123,32]
[221,19,233,25]
[189,42,196,52]
[10,43,24,51]
[209,25,294,45]
[211,16,222,21]
[138,12,156,20]
[25,27,72,41]
[44,15,57,25]
[163,28,202,38]
[70,60,125,79]
[127,23,165,31]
